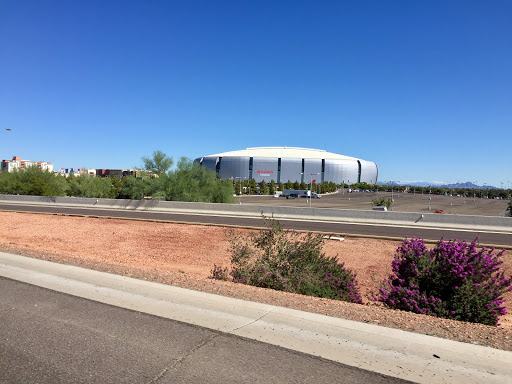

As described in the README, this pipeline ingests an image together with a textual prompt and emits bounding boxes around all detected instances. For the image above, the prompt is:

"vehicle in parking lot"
[283,189,321,199]
[283,189,309,198]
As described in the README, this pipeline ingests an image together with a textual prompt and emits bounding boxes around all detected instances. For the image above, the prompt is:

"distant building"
[1,156,54,173]
[58,168,96,177]
[56,168,151,178]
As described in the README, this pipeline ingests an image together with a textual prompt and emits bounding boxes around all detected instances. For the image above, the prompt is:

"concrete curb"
[1,252,511,384]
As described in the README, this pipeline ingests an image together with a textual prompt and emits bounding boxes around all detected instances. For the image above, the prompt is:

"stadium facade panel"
[194,147,378,185]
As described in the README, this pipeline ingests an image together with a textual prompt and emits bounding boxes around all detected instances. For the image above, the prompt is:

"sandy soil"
[1,211,511,351]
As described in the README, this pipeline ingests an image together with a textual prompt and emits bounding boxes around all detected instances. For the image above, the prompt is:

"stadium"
[194,147,378,185]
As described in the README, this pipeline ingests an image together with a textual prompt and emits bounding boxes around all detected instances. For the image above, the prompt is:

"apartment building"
[1,156,54,173]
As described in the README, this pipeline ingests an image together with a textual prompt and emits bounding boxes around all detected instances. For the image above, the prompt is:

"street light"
[234,177,246,204]
[390,181,399,202]
[301,172,319,208]
[428,185,432,211]
[308,173,319,208]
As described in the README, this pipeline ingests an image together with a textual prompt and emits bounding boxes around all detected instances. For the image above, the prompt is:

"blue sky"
[1,1,510,187]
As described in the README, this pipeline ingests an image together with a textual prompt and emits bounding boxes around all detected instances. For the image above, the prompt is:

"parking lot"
[239,191,510,217]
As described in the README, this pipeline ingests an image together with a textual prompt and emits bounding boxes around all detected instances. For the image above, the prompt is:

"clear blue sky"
[1,1,510,187]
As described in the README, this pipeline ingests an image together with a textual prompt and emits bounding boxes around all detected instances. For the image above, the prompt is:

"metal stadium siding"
[194,147,378,185]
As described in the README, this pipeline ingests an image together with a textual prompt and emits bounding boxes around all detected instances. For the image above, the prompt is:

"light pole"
[390,181,399,202]
[301,172,319,208]
[308,173,319,208]
[428,185,432,211]
[234,177,246,204]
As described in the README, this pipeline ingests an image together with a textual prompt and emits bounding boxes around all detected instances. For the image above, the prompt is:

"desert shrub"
[375,237,512,326]
[371,197,392,208]
[209,216,362,304]
[209,264,229,280]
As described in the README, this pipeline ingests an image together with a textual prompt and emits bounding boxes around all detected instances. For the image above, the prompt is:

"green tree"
[259,181,268,195]
[242,179,249,194]
[234,181,242,196]
[68,174,112,198]
[141,150,174,175]
[110,175,122,199]
[0,170,15,194]
[269,180,276,195]
[293,181,300,190]
[160,157,234,203]
[118,176,147,200]
[0,166,68,196]
[248,179,258,195]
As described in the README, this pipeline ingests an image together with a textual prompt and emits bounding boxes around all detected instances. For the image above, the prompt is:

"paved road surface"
[3,253,511,384]
[1,203,510,247]
[1,277,408,384]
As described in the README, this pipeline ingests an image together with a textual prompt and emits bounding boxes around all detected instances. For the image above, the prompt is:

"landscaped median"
[210,216,512,327]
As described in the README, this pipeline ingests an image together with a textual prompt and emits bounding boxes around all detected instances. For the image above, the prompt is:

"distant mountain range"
[380,181,498,189]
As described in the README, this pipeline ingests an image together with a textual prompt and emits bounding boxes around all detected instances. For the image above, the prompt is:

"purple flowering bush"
[209,215,362,304]
[375,237,512,326]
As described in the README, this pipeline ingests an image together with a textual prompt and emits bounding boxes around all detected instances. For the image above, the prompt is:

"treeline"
[0,152,235,203]
[234,179,338,195]
[340,182,511,200]
[380,185,510,200]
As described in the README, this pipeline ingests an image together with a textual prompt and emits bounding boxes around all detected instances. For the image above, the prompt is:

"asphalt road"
[0,277,409,384]
[1,203,511,247]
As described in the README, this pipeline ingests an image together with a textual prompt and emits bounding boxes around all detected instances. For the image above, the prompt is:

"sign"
[256,170,274,174]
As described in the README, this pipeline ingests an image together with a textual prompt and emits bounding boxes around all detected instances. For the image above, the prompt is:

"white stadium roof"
[207,147,361,161]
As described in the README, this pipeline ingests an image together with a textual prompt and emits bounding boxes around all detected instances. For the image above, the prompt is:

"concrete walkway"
[1,252,511,384]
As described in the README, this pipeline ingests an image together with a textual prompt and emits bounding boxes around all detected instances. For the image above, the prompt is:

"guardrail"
[0,194,510,232]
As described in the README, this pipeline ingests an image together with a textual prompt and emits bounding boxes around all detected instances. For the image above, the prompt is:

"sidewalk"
[1,251,511,384]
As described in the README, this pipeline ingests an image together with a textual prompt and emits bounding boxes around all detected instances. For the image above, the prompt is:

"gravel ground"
[240,191,510,216]
[1,211,511,351]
